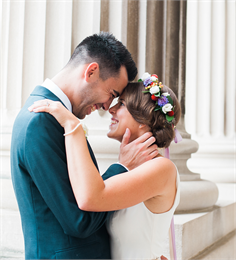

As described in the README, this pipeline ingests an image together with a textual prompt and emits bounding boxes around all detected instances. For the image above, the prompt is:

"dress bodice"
[107,162,180,259]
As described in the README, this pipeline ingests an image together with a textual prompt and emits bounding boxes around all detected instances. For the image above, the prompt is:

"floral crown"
[138,72,175,123]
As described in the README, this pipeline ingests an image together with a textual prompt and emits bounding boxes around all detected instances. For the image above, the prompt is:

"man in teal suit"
[11,32,158,259]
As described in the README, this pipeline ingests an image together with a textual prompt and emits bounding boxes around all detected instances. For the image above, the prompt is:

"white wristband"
[63,121,82,136]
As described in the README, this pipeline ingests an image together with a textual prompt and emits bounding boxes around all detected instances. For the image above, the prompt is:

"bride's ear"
[139,124,151,134]
[84,63,99,82]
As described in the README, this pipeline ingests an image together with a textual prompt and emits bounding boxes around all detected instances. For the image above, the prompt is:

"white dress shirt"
[41,78,128,171]
[41,78,72,112]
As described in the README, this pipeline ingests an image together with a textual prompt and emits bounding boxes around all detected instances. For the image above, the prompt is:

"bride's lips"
[110,117,119,128]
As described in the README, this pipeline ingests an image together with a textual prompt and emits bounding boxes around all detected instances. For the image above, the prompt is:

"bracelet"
[63,121,82,136]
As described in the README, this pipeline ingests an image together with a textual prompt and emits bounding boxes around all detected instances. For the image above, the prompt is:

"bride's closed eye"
[118,99,125,107]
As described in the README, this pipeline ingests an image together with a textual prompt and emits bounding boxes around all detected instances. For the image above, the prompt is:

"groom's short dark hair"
[67,32,137,81]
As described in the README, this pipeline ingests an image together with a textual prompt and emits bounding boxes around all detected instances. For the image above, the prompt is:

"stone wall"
[1,0,235,259]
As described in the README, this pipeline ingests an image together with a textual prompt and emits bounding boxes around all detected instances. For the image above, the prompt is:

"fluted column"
[1,1,235,258]
[185,0,235,183]
[1,0,233,208]
[83,0,220,212]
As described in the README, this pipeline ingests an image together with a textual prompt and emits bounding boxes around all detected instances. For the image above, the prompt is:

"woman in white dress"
[29,73,181,260]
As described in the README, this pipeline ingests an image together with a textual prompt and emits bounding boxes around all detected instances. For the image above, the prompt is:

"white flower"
[141,72,151,81]
[82,124,89,137]
[150,76,158,81]
[150,85,160,94]
[162,92,170,96]
[162,103,173,114]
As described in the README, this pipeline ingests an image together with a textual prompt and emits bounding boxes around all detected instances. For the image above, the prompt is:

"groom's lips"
[87,104,98,115]
[91,104,97,112]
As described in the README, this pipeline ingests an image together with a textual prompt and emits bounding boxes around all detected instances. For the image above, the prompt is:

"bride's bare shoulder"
[146,155,176,173]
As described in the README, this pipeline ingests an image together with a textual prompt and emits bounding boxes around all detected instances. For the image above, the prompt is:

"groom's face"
[74,66,128,119]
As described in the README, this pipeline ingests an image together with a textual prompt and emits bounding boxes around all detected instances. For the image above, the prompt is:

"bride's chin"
[107,131,122,142]
[107,129,115,139]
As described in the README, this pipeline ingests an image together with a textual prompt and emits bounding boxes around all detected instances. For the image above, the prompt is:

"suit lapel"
[31,85,66,106]
[30,85,99,172]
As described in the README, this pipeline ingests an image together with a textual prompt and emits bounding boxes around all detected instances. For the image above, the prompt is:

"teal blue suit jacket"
[11,86,127,259]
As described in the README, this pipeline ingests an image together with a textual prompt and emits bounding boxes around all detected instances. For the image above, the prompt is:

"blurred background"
[1,0,235,259]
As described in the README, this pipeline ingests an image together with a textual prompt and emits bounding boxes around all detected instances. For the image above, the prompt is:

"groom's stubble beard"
[71,85,97,119]
[72,104,87,120]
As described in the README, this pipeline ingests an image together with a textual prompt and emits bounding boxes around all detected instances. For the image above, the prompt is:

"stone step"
[173,201,235,259]
[190,230,236,260]
[1,179,235,259]
[0,209,24,259]
[161,183,236,259]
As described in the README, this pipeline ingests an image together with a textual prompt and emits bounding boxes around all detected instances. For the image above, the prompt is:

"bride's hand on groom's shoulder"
[28,99,78,131]
[119,128,159,170]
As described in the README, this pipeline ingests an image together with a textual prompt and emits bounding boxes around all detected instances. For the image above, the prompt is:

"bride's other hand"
[119,128,158,170]
[28,99,79,132]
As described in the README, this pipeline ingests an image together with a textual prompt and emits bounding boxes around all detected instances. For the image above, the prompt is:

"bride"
[29,73,181,259]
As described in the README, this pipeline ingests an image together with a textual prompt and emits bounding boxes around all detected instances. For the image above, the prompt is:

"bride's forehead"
[119,92,126,100]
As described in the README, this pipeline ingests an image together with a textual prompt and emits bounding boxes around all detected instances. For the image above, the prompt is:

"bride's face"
[107,93,141,143]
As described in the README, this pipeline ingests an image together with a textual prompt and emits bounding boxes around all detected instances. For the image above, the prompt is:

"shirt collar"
[41,78,72,112]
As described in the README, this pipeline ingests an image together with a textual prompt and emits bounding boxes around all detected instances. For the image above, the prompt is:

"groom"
[11,32,158,259]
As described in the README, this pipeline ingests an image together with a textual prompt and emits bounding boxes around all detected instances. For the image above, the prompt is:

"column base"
[176,179,219,213]
[162,199,236,259]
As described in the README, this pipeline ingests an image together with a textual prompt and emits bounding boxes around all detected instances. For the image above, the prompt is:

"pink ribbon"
[164,128,182,160]
[170,217,177,260]
[164,147,170,158]
[174,128,182,143]
[164,128,182,260]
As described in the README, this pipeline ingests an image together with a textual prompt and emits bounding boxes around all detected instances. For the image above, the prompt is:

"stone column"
[185,0,236,184]
[1,0,235,258]
[0,1,103,257]
[1,0,74,179]
[83,0,220,212]
[139,0,219,212]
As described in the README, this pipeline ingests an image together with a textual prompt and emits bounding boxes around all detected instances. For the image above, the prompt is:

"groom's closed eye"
[113,90,120,98]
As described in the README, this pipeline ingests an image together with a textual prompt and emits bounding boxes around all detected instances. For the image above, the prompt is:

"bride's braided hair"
[123,82,181,148]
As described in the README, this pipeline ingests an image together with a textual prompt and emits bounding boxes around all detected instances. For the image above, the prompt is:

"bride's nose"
[109,103,119,115]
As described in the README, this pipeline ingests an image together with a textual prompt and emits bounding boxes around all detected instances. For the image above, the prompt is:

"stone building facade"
[1,0,235,259]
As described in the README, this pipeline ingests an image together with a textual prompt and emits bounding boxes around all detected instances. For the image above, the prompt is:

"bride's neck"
[128,128,151,144]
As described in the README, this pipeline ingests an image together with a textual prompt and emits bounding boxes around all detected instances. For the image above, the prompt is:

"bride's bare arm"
[64,124,176,211]
[28,100,176,212]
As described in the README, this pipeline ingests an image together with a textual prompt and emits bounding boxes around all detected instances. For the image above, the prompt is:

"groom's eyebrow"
[113,90,120,97]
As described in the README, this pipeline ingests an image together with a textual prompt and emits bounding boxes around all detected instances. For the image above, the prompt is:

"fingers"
[160,255,168,260]
[137,143,158,162]
[134,131,153,143]
[120,128,131,147]
[134,132,156,151]
[135,133,158,161]
[28,99,50,112]
[147,148,159,161]
[28,99,59,113]
[142,135,156,148]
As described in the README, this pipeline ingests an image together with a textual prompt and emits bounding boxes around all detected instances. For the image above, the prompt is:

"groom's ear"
[84,62,100,82]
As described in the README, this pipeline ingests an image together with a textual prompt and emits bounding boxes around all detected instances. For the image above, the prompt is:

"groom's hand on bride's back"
[119,128,158,170]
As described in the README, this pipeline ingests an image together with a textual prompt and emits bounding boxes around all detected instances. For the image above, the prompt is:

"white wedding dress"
[107,159,180,260]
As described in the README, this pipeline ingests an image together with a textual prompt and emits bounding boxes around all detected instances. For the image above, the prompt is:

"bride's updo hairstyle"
[123,82,181,148]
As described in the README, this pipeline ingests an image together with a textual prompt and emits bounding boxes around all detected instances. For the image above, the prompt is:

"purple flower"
[157,96,169,107]
[143,77,152,87]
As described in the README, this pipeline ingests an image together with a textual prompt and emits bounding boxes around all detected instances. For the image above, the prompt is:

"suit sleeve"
[102,163,128,181]
[24,112,126,238]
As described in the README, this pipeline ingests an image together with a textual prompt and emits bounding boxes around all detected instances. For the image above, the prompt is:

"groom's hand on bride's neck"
[119,128,158,171]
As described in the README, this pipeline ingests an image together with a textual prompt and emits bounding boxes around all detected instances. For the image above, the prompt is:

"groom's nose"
[102,99,113,111]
